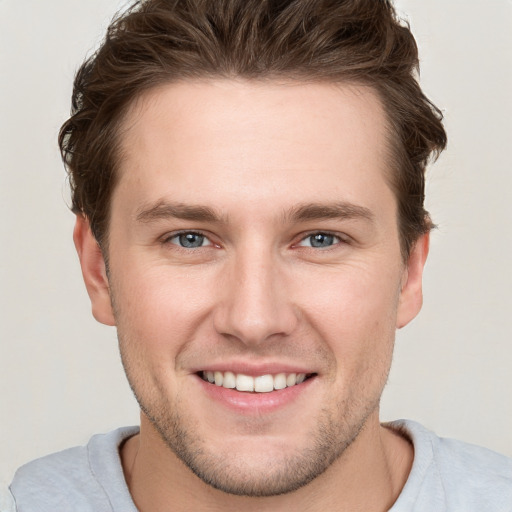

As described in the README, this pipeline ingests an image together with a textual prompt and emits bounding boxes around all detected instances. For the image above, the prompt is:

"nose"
[213,247,298,346]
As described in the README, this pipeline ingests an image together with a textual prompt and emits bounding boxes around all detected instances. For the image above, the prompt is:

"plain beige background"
[1,0,511,489]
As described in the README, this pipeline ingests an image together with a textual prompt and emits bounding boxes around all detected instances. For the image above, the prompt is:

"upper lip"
[189,360,317,377]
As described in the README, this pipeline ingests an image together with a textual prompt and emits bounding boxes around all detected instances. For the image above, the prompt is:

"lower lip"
[194,374,316,414]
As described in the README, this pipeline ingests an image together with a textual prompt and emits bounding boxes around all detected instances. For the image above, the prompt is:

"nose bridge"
[214,241,297,345]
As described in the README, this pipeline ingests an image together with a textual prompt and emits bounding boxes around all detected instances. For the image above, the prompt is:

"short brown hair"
[59,0,447,258]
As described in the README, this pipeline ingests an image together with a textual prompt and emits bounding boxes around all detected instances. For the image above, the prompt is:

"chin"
[142,395,378,497]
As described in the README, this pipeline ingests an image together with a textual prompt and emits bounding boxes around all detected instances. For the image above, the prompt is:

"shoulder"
[1,485,16,512]
[389,420,512,512]
[401,419,512,482]
[9,426,139,512]
[433,431,512,510]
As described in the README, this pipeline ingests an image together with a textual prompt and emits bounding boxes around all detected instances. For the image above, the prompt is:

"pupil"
[180,233,203,248]
[311,233,333,248]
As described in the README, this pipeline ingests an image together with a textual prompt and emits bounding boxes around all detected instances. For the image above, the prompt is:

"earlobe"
[73,216,116,326]
[396,233,430,329]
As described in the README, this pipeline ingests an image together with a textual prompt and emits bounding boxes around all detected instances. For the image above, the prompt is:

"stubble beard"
[119,343,383,497]
[143,398,378,497]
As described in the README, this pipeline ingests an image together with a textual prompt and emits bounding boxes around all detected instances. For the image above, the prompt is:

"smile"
[200,371,314,393]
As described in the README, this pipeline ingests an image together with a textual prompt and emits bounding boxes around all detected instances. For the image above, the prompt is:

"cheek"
[295,262,401,326]
[293,264,400,371]
[112,270,211,402]
[111,264,216,359]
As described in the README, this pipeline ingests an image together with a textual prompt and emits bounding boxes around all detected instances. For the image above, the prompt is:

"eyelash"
[161,231,213,249]
[295,231,346,250]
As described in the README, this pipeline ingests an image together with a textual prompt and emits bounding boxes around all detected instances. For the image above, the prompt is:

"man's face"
[79,80,426,496]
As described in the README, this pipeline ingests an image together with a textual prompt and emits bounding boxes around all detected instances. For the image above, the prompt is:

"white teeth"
[236,374,254,392]
[274,373,287,390]
[202,371,311,392]
[286,373,297,387]
[254,374,274,393]
[214,371,223,386]
[223,371,236,389]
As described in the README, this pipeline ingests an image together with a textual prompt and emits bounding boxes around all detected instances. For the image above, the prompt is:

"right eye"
[165,232,212,249]
[296,232,343,249]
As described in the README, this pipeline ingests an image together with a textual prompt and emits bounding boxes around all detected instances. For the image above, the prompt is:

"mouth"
[199,371,316,393]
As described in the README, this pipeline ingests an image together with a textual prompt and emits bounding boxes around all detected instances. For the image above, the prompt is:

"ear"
[73,215,116,326]
[396,232,430,329]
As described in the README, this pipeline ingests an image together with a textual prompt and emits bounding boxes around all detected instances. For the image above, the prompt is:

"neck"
[121,413,413,512]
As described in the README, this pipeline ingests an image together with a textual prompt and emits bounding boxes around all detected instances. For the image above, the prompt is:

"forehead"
[115,79,393,219]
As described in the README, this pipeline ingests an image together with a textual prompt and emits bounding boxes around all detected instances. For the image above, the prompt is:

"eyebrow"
[136,201,223,223]
[135,200,374,225]
[284,202,375,223]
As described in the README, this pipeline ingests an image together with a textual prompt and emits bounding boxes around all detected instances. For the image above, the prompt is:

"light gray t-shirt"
[7,420,512,511]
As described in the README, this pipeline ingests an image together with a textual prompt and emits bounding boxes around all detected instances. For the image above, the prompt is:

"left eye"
[298,233,340,248]
[167,232,211,248]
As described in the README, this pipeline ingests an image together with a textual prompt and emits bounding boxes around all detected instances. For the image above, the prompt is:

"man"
[8,0,512,511]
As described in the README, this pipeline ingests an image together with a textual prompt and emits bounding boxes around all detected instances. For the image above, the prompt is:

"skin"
[74,80,429,512]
